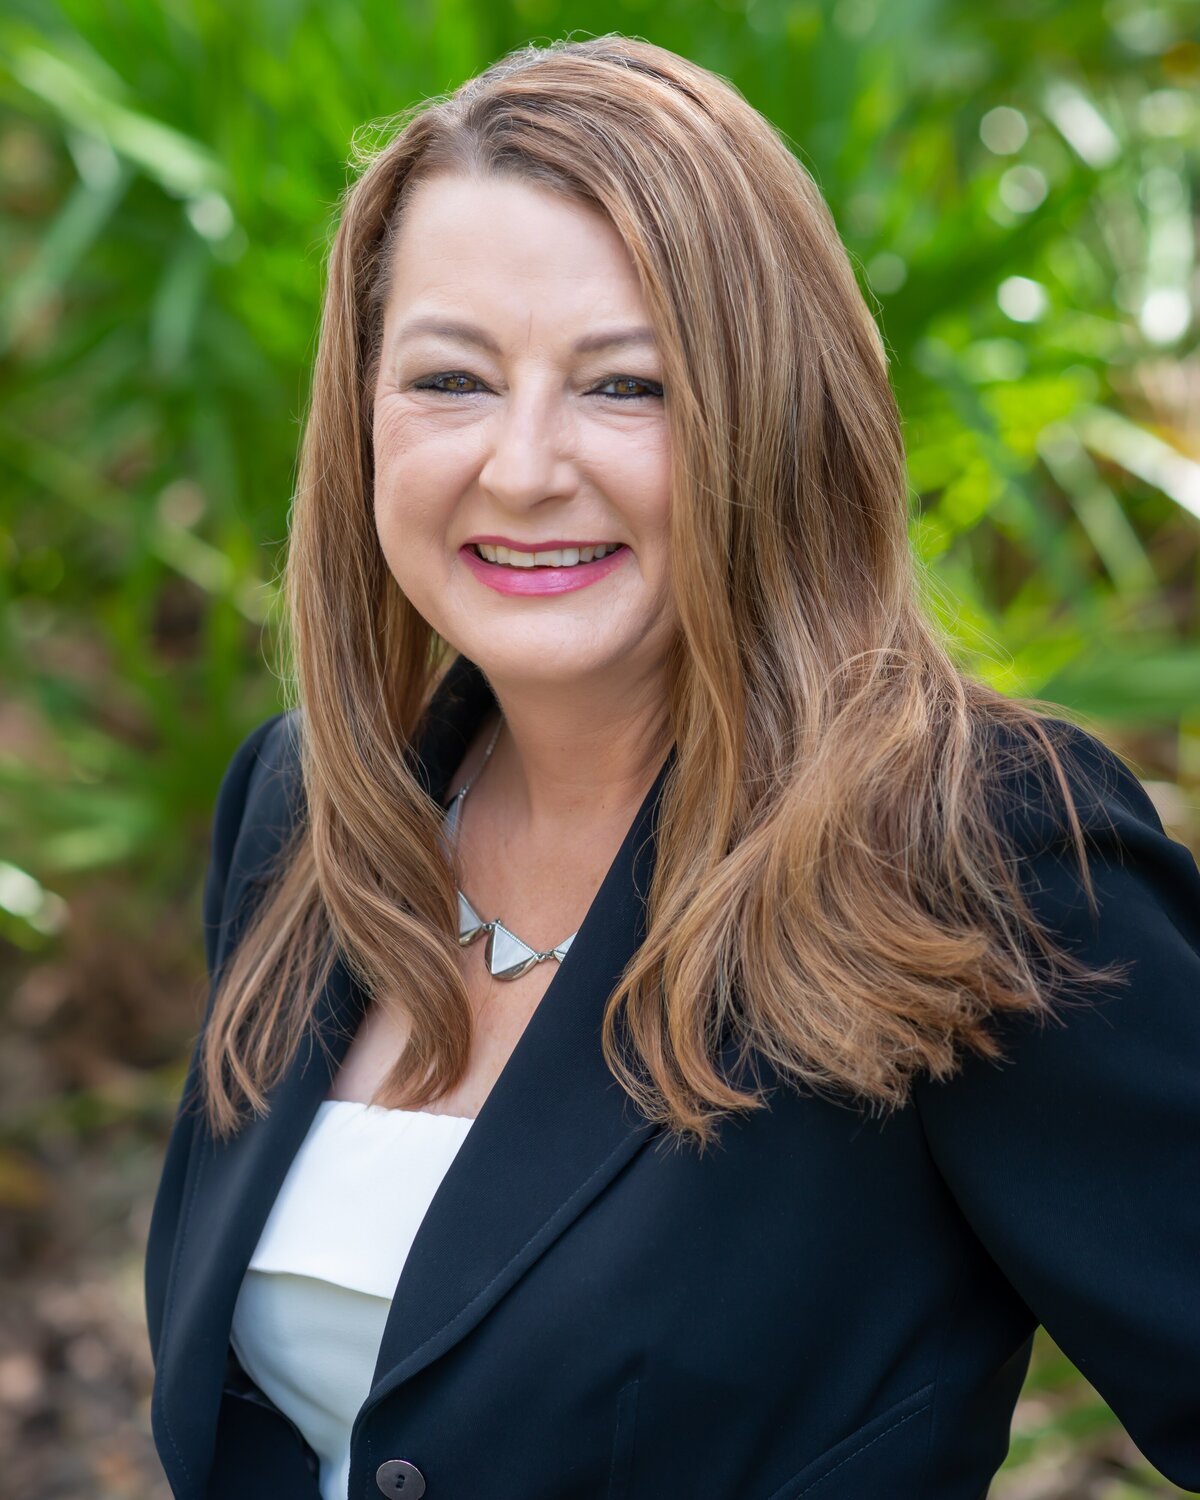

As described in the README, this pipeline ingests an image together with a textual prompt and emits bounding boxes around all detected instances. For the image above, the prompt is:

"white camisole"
[229,1099,475,1500]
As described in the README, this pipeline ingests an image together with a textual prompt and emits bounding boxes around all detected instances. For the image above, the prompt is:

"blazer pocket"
[763,1381,935,1500]
[607,1374,640,1500]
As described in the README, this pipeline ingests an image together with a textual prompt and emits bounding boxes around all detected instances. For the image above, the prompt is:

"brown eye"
[594,376,663,401]
[415,373,485,395]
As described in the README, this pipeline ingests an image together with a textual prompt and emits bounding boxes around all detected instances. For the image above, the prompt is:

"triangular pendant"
[485,922,542,980]
[457,889,488,945]
[445,776,577,975]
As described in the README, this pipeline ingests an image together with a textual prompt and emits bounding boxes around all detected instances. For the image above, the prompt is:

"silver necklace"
[441,716,578,980]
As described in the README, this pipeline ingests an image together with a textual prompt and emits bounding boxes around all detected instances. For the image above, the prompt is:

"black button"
[376,1458,426,1496]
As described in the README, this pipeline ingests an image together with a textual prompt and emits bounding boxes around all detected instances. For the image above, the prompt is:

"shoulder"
[916,714,1200,1129]
[213,708,306,889]
[982,714,1170,861]
[983,714,1200,962]
[240,707,304,818]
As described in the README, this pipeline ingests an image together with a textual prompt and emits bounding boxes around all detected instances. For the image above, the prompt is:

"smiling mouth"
[470,542,626,568]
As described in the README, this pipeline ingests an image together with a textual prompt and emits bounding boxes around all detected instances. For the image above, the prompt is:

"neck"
[473,666,673,841]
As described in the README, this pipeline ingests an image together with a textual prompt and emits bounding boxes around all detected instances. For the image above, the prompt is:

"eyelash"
[412,372,664,402]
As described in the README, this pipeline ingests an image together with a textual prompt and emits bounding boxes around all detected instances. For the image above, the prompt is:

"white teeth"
[474,543,620,567]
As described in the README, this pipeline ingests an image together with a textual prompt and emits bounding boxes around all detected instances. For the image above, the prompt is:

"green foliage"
[1,0,1197,896]
[0,3,1197,1490]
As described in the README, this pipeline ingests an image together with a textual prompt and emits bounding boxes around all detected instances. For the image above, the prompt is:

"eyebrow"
[393,316,657,356]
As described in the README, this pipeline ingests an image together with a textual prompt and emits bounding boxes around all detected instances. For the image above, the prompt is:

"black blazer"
[145,653,1200,1500]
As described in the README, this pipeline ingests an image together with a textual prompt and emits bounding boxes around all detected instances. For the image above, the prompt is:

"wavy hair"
[198,33,1130,1148]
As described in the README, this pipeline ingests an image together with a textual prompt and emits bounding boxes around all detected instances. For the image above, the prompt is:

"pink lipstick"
[459,543,630,596]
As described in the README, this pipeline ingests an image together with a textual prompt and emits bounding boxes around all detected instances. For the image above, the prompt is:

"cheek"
[631,447,673,573]
[582,424,672,535]
[372,402,470,546]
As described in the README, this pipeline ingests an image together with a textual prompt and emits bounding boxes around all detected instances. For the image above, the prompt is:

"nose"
[477,384,575,510]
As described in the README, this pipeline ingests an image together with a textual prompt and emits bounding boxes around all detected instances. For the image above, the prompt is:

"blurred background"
[0,1,1197,1496]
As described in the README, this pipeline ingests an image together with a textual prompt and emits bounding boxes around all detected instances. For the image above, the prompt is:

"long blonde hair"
[199,34,1129,1149]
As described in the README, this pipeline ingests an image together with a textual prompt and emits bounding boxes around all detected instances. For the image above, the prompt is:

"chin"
[471,646,631,686]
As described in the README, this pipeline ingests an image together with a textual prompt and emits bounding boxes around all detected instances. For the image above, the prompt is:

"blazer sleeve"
[914,723,1200,1489]
[144,710,290,1363]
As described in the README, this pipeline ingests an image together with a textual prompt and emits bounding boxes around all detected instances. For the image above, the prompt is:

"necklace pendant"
[485,923,544,980]
[457,890,489,946]
[444,731,578,980]
[484,923,577,981]
[457,890,576,979]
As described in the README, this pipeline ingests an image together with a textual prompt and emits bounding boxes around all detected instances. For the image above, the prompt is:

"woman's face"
[372,172,676,697]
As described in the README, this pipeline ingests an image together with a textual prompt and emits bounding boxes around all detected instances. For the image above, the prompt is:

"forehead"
[381,172,651,338]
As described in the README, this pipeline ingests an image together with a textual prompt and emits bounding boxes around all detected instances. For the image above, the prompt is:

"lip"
[459,542,630,596]
[463,536,621,551]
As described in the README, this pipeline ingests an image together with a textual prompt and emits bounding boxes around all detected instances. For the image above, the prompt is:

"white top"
[229,1099,475,1500]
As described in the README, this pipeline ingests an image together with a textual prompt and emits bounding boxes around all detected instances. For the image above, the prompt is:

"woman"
[144,34,1200,1500]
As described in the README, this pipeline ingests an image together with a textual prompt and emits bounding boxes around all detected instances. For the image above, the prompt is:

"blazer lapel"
[155,654,674,1496]
[360,728,673,1411]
